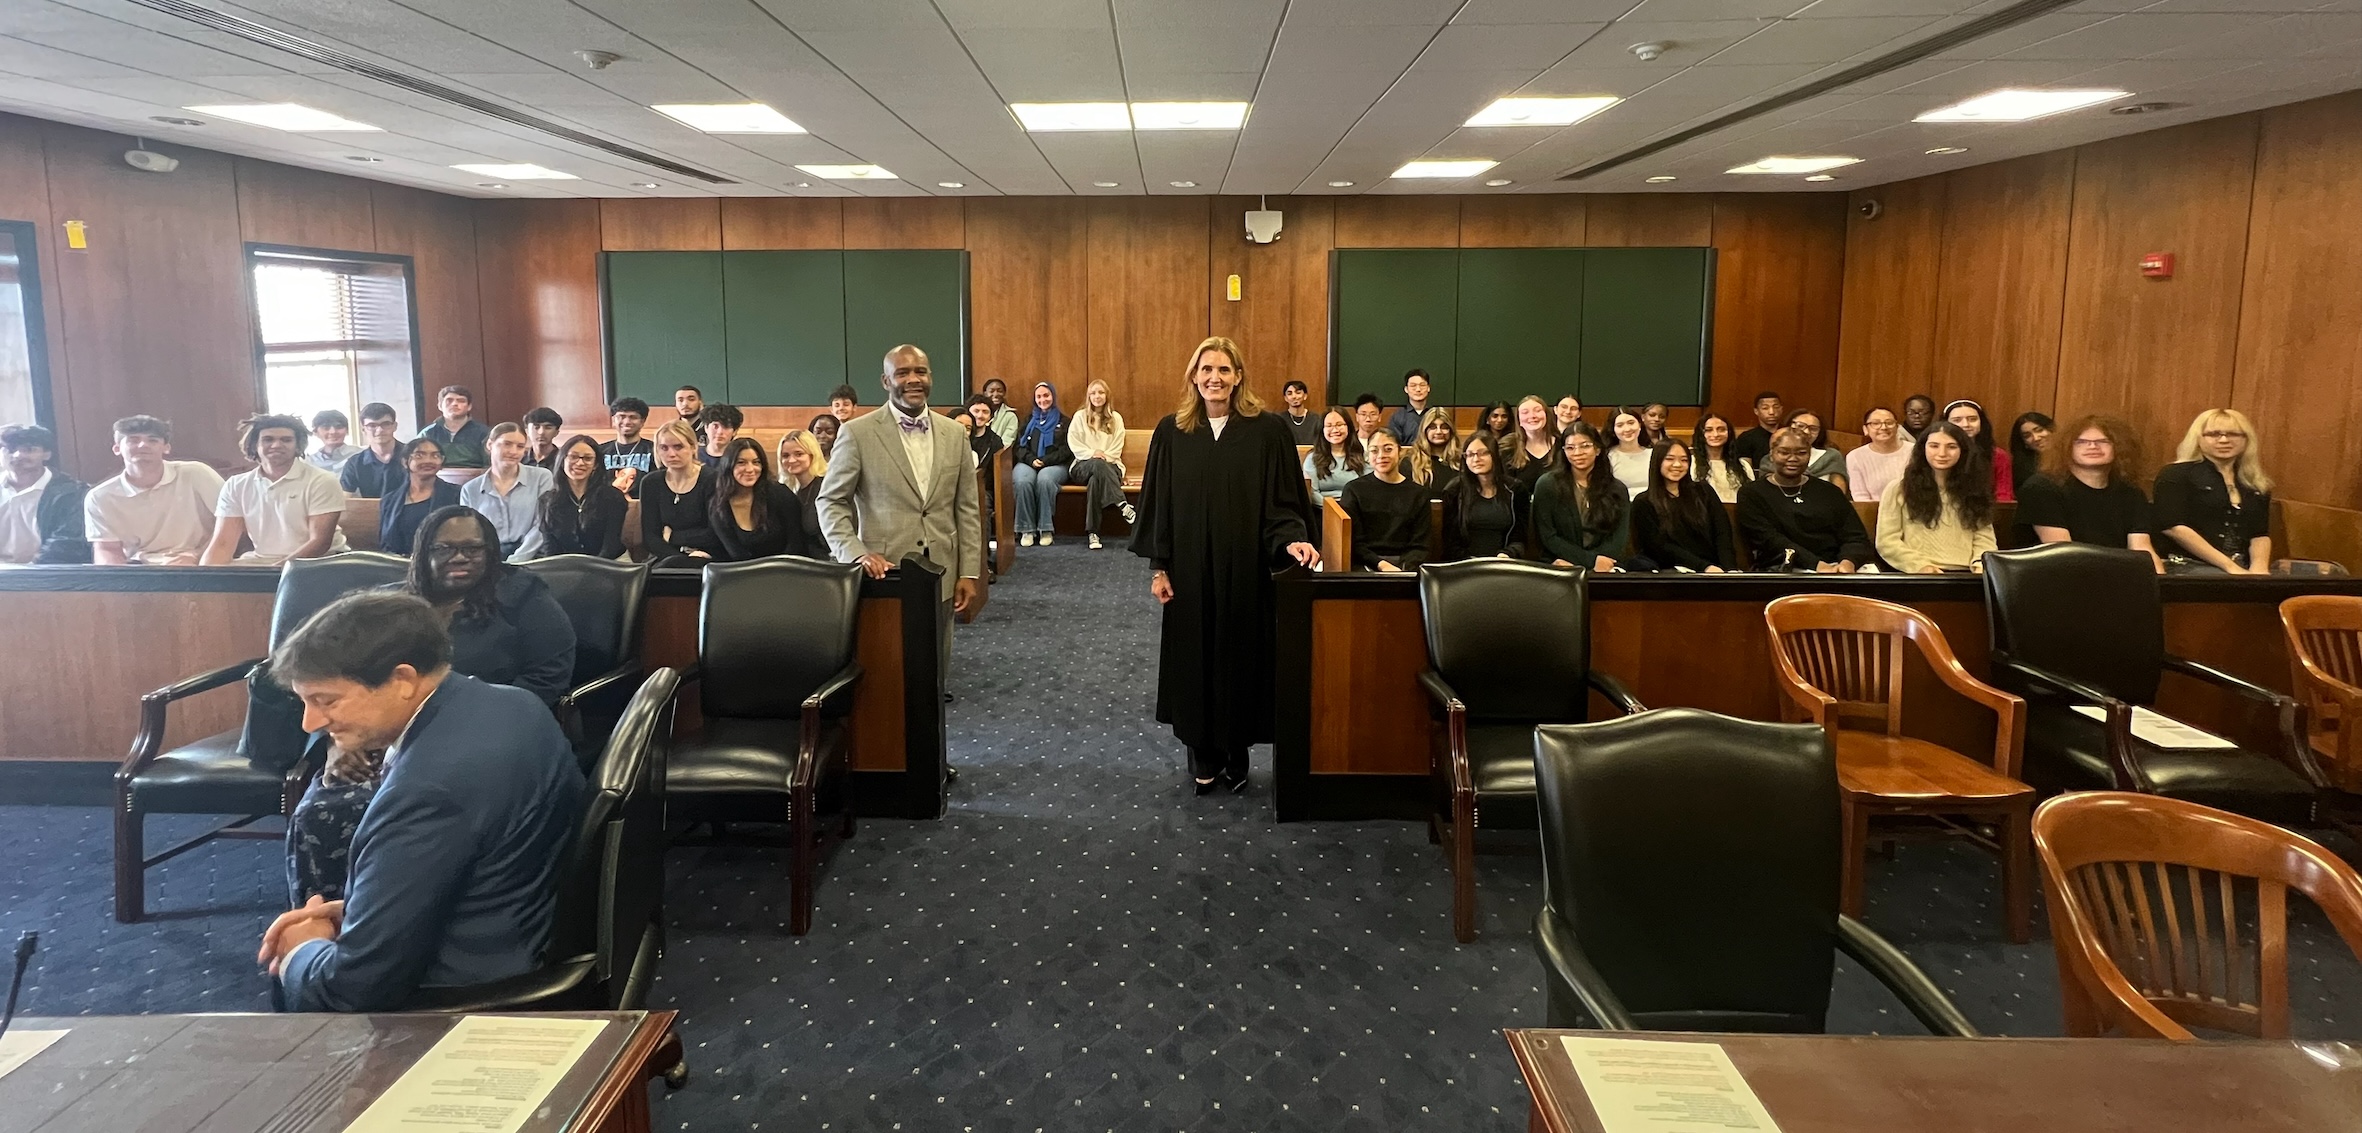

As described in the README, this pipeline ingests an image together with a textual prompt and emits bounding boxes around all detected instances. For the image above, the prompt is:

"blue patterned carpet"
[8,544,2362,1131]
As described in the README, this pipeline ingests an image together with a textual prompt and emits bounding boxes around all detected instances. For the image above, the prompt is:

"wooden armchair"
[1766,594,2035,942]
[2033,790,2362,1038]
[2280,595,2362,793]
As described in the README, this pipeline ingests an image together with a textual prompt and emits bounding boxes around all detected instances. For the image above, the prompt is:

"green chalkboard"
[605,252,726,406]
[843,250,967,406]
[1455,249,1585,408]
[722,251,846,406]
[1332,249,1458,405]
[1580,247,1713,407]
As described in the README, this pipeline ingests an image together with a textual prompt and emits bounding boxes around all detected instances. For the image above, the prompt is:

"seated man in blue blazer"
[257,590,586,1012]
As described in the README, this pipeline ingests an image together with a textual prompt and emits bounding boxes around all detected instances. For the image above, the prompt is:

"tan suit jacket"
[815,407,983,601]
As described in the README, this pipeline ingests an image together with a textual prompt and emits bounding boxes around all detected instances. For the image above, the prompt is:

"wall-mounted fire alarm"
[2139,252,2174,279]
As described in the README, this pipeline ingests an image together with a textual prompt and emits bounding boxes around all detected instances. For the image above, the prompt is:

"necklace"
[1774,478,1808,503]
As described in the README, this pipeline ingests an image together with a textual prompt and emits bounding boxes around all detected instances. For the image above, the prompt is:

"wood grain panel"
[1929,151,2075,422]
[475,198,604,426]
[599,198,721,251]
[1084,196,1210,416]
[841,197,963,248]
[2277,498,2362,572]
[1309,599,1429,774]
[966,197,1088,396]
[720,198,843,249]
[1332,196,1459,248]
[2054,116,2258,449]
[0,590,270,760]
[235,158,375,251]
[1208,195,1335,398]
[370,184,483,423]
[1584,194,1712,247]
[1835,176,1947,427]
[2232,91,2362,511]
[1457,196,1586,247]
[1708,194,1846,424]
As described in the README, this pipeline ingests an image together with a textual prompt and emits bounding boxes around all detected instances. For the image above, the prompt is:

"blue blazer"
[279,673,586,1012]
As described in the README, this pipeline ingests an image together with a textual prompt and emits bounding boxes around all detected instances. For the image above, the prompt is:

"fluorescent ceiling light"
[797,164,897,180]
[1726,155,1860,175]
[1391,159,1497,179]
[1131,102,1249,130]
[185,103,378,131]
[1464,96,1620,128]
[452,163,576,180]
[1804,174,1835,182]
[1010,102,1130,131]
[652,102,804,133]
[1644,175,1677,183]
[1916,88,2127,123]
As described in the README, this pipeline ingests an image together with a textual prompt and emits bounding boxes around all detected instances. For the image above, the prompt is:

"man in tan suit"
[817,343,986,626]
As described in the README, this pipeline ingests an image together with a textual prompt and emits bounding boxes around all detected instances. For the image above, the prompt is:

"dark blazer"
[712,484,821,561]
[1014,416,1073,467]
[277,674,585,1011]
[535,481,628,559]
[28,470,91,563]
[379,479,463,555]
[1631,491,1740,572]
[1440,484,1525,561]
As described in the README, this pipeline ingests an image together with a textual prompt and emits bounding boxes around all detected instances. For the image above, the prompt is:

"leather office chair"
[1983,544,2324,827]
[519,555,651,766]
[1766,594,2035,942]
[2033,791,2362,1039]
[113,551,408,923]
[2279,595,2362,793]
[1417,559,1645,943]
[1531,709,1979,1036]
[667,558,865,935]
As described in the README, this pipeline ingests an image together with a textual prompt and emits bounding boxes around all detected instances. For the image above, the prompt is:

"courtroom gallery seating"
[519,554,652,765]
[113,550,408,923]
[2279,595,2362,793]
[1417,558,1644,943]
[1984,544,2324,827]
[1766,594,2035,942]
[665,557,866,935]
[2032,790,2362,1039]
[1530,708,1978,1035]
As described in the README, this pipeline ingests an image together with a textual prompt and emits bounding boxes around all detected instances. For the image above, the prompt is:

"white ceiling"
[0,0,2358,198]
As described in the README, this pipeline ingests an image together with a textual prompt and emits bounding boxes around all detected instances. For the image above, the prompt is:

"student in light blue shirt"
[1301,408,1365,501]
[458,423,553,558]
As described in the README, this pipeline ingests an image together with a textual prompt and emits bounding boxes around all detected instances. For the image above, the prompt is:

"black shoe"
[946,765,960,783]
[1194,777,1218,796]
[1219,769,1248,794]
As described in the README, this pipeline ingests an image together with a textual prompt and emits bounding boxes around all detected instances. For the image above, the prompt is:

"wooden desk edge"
[578,1009,678,1133]
[1505,1029,1590,1133]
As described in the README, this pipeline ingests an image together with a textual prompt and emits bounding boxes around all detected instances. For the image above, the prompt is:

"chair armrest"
[145,657,264,704]
[802,661,864,715]
[556,661,642,714]
[1994,653,2149,792]
[1835,915,1980,1037]
[119,657,266,784]
[1417,669,1464,713]
[676,663,702,687]
[1586,670,1646,717]
[401,956,597,1013]
[2162,654,2290,708]
[1992,652,2120,708]
[1533,908,1637,1031]
[2162,655,2330,789]
[795,661,865,791]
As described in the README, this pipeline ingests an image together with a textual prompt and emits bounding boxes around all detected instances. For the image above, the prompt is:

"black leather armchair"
[519,555,651,767]
[1531,709,1978,1036]
[1984,543,2324,827]
[666,558,866,935]
[1416,559,1645,943]
[114,551,408,923]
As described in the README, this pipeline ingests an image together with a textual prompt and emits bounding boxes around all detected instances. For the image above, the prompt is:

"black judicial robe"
[1130,411,1315,752]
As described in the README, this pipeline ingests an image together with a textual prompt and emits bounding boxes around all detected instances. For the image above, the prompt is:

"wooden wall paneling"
[0,590,270,761]
[1332,196,1460,248]
[841,197,964,248]
[2053,116,2258,449]
[370,184,483,426]
[1834,176,1947,427]
[1208,195,1335,396]
[0,115,72,467]
[2276,498,2362,571]
[2232,92,2362,510]
[1584,194,1713,247]
[720,197,844,249]
[965,198,1088,396]
[1928,151,2075,423]
[1084,197,1211,415]
[41,122,254,470]
[599,198,721,252]
[1457,195,1587,248]
[234,158,376,251]
[1707,194,1847,422]
[474,198,604,426]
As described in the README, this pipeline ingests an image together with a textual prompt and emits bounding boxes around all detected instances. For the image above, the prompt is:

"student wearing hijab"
[1941,398,2014,502]
[1011,381,1073,546]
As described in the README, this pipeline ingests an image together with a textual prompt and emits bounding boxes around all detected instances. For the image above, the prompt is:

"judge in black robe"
[1131,338,1319,793]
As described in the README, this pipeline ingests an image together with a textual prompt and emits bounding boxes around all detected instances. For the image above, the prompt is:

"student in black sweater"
[1339,431,1431,572]
[1631,439,1738,572]
[709,437,819,561]
[1441,432,1524,561]
[1736,427,1873,572]
[640,419,721,564]
[1731,390,1785,467]
[535,434,628,558]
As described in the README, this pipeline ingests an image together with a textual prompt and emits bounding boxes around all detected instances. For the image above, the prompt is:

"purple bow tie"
[896,412,930,434]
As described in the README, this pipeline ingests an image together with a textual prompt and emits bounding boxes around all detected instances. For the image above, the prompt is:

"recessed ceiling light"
[1131,102,1250,130]
[1092,180,1120,188]
[345,155,382,163]
[938,181,965,189]
[1392,159,1497,179]
[1464,96,1621,128]
[1010,102,1131,131]
[476,182,509,189]
[2110,101,2186,116]
[453,163,576,180]
[1327,180,1354,188]
[1483,178,1512,186]
[1925,147,1968,156]
[796,164,896,180]
[185,103,379,132]
[792,181,811,188]
[1916,88,2127,123]
[1169,180,1197,188]
[651,102,805,134]
[631,181,661,189]
[1644,175,1677,183]
[1804,174,1835,182]
[1726,155,1860,175]
[150,115,205,127]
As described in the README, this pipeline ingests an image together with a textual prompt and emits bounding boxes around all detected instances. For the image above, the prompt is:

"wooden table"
[1,1010,677,1133]
[1505,1028,2362,1132]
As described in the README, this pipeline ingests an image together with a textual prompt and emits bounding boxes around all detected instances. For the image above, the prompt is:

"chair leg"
[113,802,145,924]
[2000,801,2033,945]
[1451,799,1478,944]
[1839,795,1869,921]
[789,784,815,937]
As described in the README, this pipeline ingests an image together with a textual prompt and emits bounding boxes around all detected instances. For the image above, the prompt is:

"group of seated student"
[995,379,1139,550]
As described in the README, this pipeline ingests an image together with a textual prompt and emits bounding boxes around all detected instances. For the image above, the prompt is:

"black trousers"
[1189,744,1250,780]
[1071,458,1126,534]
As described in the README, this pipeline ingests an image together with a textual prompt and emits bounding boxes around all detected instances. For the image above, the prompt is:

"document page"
[2068,704,2237,749]
[0,1029,66,1080]
[343,1015,608,1133]
[1559,1036,1784,1133]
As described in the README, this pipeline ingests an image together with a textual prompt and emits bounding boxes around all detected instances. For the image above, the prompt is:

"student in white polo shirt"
[200,413,349,565]
[85,415,225,566]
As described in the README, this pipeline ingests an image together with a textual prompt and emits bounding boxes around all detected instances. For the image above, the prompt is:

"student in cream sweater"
[1067,379,1136,550]
[1876,421,1997,573]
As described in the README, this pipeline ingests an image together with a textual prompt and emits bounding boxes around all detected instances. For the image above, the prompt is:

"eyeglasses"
[2201,430,2247,441]
[427,542,489,560]
[2073,438,2113,448]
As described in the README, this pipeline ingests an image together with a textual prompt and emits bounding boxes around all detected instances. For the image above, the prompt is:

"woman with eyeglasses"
[286,504,576,904]
[377,436,462,555]
[2153,408,2274,574]
[1533,423,1631,573]
[1441,432,1523,561]
[534,433,628,559]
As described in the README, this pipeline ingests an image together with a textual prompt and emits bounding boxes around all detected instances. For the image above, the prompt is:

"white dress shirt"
[0,468,49,563]
[896,406,936,503]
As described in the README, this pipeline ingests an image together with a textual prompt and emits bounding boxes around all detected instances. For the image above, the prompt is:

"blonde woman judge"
[1132,336,1320,795]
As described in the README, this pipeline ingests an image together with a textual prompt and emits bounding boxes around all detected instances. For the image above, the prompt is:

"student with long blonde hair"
[2154,407,2274,574]
[1068,378,1137,550]
[1502,395,1561,496]
[776,428,829,534]
[1407,407,1461,498]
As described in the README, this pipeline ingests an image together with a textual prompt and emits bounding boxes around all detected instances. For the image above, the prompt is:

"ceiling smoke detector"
[575,49,621,70]
[1629,41,1672,62]
[2110,101,2186,116]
